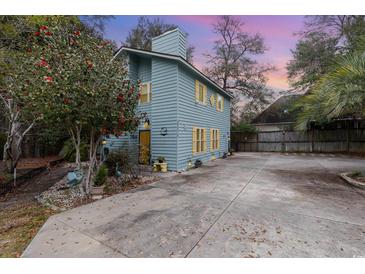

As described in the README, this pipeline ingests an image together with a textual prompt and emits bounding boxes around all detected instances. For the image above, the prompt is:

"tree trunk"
[1,97,35,174]
[3,121,31,173]
[84,128,101,195]
[3,140,13,172]
[3,122,17,173]
[69,125,82,170]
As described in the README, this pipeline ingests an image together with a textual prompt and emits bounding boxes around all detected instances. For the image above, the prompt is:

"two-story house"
[104,28,232,171]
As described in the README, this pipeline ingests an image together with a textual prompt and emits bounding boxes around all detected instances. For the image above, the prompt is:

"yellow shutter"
[140,83,151,103]
[195,80,199,102]
[203,128,207,151]
[216,95,219,111]
[192,127,196,153]
[203,85,207,104]
[215,95,223,111]
[214,130,216,150]
[217,129,220,149]
[210,129,213,151]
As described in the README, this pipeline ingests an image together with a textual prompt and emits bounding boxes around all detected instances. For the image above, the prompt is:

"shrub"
[104,149,133,176]
[350,171,362,178]
[59,139,88,162]
[156,156,165,163]
[0,132,6,160]
[231,121,257,133]
[93,164,108,187]
[194,159,202,168]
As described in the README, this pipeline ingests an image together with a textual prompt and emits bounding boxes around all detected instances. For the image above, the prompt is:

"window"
[216,94,224,111]
[192,127,206,154]
[140,82,151,104]
[195,80,206,104]
[210,129,220,151]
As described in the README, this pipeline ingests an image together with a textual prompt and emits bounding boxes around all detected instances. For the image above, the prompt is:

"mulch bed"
[36,168,160,211]
[104,175,160,196]
[351,175,365,183]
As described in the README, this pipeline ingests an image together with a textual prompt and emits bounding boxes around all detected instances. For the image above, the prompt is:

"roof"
[251,94,302,124]
[113,47,233,99]
[151,28,187,41]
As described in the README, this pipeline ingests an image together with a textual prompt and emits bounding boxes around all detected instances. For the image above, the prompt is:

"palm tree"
[295,47,365,130]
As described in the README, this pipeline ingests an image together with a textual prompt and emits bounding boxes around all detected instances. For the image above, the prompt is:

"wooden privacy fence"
[231,129,365,153]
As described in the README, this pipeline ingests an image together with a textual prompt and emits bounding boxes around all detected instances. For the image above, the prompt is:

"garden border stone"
[339,172,365,189]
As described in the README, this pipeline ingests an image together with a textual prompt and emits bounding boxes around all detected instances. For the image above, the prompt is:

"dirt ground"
[0,162,158,257]
[0,165,68,257]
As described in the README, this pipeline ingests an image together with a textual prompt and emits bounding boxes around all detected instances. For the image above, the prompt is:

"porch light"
[144,118,150,129]
[101,139,107,145]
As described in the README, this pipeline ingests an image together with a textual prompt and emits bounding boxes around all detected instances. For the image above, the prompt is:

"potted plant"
[153,156,168,172]
[187,160,193,170]
[157,156,165,163]
[194,159,203,168]
[91,164,108,195]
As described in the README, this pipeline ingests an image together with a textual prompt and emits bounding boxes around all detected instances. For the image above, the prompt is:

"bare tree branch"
[204,16,275,121]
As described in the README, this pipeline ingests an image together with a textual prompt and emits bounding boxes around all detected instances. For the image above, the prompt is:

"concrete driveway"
[22,153,365,257]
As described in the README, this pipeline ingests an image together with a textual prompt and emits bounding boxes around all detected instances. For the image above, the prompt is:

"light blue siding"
[152,29,187,59]
[128,54,138,83]
[176,65,231,171]
[135,57,152,118]
[151,58,179,170]
[106,36,231,171]
[105,55,152,160]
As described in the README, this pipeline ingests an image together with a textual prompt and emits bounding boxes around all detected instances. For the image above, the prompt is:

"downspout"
[176,64,179,171]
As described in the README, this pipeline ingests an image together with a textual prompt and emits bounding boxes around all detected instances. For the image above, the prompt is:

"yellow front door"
[139,130,150,164]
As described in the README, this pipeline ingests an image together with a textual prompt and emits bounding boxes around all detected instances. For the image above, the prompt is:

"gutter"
[251,122,294,126]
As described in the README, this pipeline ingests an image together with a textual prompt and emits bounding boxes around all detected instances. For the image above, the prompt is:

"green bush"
[156,156,165,163]
[0,132,6,160]
[93,164,108,187]
[350,171,362,178]
[104,149,131,176]
[59,139,88,162]
[231,121,258,133]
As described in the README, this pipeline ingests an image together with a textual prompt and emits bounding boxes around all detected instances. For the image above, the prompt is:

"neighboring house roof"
[113,46,233,99]
[251,94,302,125]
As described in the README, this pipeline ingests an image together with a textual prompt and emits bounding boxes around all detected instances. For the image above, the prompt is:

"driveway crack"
[184,157,270,257]
[56,218,130,258]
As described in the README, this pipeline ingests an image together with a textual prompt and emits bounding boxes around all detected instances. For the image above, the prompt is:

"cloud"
[104,16,304,91]
[266,72,289,90]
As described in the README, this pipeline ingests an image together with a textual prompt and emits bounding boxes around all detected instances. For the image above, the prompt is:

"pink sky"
[104,16,305,91]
